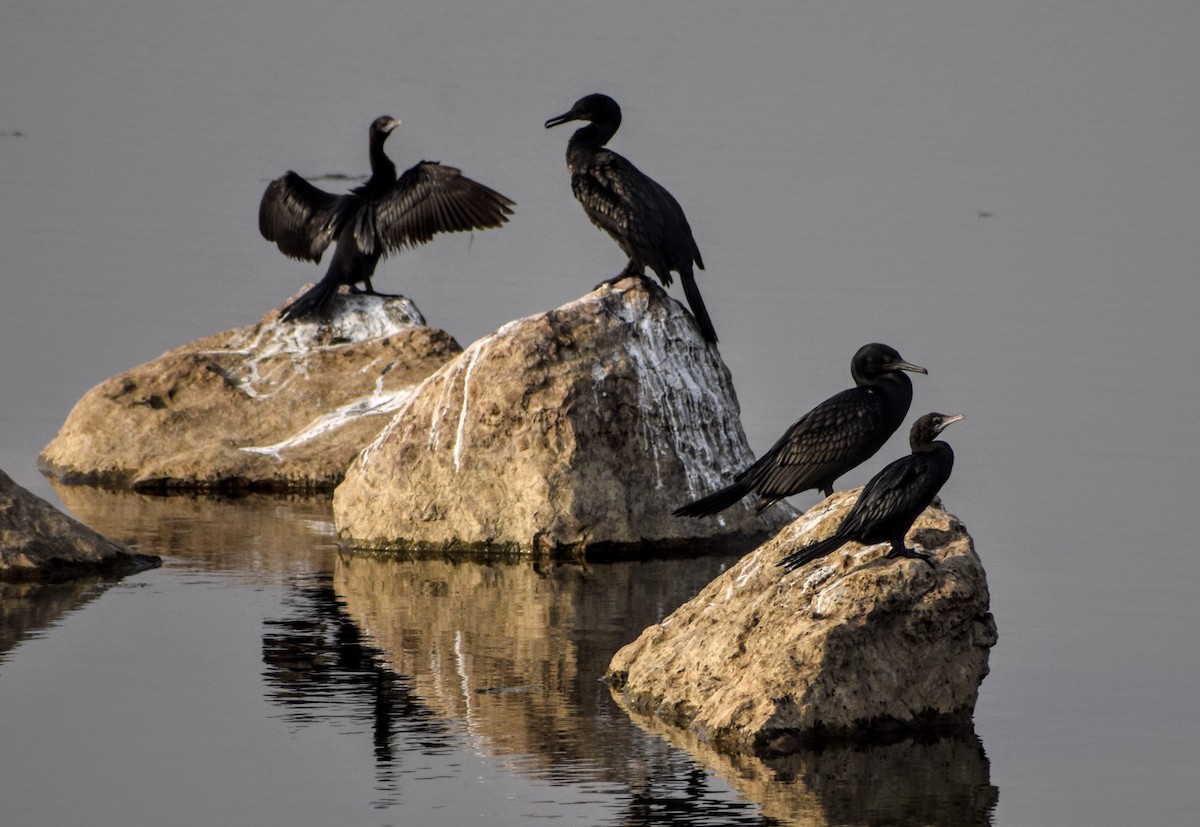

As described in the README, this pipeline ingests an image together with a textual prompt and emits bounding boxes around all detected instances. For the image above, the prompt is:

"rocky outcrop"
[0,468,159,580]
[607,492,995,753]
[333,278,795,557]
[40,292,460,492]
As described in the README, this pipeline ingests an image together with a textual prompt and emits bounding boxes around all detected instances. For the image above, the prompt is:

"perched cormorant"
[260,115,514,322]
[674,343,927,517]
[544,94,717,343]
[778,412,964,571]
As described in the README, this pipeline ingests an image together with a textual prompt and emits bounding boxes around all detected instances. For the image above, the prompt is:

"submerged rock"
[0,468,159,580]
[333,278,795,556]
[607,493,995,752]
[40,292,460,492]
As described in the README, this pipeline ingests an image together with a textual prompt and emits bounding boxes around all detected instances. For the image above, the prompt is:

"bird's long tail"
[673,481,752,517]
[279,276,339,323]
[778,534,850,571]
[681,272,718,344]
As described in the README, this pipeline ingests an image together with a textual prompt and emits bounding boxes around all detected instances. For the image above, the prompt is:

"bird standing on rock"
[674,343,927,518]
[260,115,515,322]
[778,412,964,571]
[544,94,718,343]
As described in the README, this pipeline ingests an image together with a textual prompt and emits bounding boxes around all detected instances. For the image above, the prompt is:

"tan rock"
[0,468,158,580]
[333,278,796,556]
[607,492,996,752]
[40,293,461,492]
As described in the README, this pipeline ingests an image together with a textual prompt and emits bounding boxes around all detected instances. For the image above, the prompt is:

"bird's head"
[370,115,402,140]
[545,94,622,129]
[910,412,965,447]
[852,343,928,383]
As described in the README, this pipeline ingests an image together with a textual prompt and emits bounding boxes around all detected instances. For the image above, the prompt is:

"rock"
[333,278,795,556]
[0,468,159,580]
[607,492,996,753]
[40,292,461,492]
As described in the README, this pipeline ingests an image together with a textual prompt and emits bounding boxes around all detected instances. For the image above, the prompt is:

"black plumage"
[674,343,927,517]
[260,115,514,322]
[544,94,717,343]
[778,412,964,571]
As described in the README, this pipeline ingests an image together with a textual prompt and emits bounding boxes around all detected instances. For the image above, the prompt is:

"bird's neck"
[368,137,397,184]
[866,371,914,408]
[569,120,618,151]
[911,439,952,458]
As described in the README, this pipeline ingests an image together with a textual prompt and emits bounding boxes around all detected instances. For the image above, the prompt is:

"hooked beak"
[382,117,402,134]
[544,110,578,129]
[936,413,966,433]
[894,359,928,375]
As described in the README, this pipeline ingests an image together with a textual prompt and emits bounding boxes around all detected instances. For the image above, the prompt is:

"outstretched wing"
[741,386,891,498]
[259,172,343,263]
[373,161,514,254]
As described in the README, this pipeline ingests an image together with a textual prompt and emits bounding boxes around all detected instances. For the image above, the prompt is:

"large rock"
[0,468,159,580]
[333,278,795,556]
[40,293,461,492]
[607,492,996,753]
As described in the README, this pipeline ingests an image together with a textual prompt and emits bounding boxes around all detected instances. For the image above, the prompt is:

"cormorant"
[260,115,514,322]
[544,94,717,343]
[673,343,927,517]
[778,412,964,571]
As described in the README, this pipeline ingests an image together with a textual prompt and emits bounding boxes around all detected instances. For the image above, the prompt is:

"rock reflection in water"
[617,702,998,826]
[332,550,743,783]
[261,579,454,809]
[0,577,112,663]
[333,550,800,823]
[49,481,337,575]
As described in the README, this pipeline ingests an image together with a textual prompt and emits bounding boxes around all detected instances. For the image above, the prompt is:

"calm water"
[2,2,1198,825]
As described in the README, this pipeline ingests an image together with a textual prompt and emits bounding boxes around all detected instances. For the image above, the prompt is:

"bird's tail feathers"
[279,276,339,323]
[681,272,718,344]
[778,534,849,571]
[673,482,751,518]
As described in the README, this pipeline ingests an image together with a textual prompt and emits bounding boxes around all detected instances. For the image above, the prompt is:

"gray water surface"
[2,2,1198,825]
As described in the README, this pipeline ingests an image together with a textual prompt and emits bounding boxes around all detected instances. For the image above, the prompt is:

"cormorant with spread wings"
[260,115,514,321]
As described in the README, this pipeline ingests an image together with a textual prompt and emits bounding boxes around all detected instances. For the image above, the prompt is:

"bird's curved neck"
[569,119,619,151]
[368,135,397,184]
[860,370,914,406]
[912,438,952,457]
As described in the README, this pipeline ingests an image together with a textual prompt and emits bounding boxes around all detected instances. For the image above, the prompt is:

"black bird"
[260,115,514,322]
[544,94,717,343]
[674,343,927,517]
[778,412,964,571]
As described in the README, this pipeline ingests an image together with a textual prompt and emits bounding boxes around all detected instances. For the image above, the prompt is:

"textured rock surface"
[40,292,460,492]
[0,468,159,580]
[607,492,996,752]
[333,278,795,556]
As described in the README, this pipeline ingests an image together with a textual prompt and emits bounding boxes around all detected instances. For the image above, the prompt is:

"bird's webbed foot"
[887,545,936,568]
[594,270,650,292]
[349,284,403,299]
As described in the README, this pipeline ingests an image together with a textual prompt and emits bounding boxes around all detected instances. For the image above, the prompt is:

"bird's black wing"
[640,173,703,271]
[836,455,933,539]
[259,172,343,263]
[741,387,890,498]
[573,151,670,272]
[373,162,514,255]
